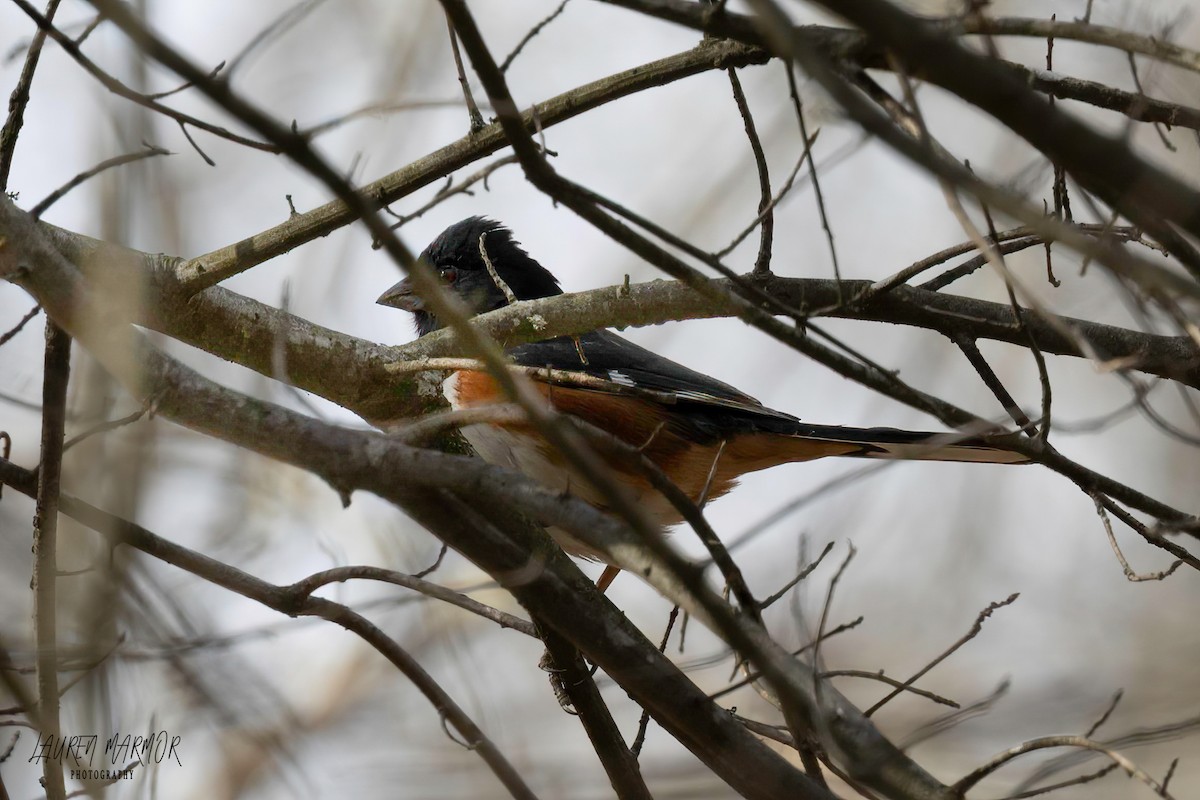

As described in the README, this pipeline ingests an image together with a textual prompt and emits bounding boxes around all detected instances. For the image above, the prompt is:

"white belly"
[443,372,675,561]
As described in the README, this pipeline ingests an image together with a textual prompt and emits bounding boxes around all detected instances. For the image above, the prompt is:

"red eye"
[440,267,457,284]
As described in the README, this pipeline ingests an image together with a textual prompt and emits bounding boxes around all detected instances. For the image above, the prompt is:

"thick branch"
[403,277,1200,390]
[962,16,1200,74]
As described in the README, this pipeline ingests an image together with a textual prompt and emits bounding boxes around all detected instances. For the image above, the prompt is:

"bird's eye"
[440,267,458,284]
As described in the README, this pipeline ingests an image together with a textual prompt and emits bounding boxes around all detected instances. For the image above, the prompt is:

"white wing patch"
[607,370,637,388]
[673,389,722,403]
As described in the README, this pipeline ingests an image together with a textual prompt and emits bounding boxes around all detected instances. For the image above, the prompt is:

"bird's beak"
[377,277,424,312]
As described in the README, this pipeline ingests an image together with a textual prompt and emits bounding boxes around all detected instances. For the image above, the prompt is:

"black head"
[377,217,562,337]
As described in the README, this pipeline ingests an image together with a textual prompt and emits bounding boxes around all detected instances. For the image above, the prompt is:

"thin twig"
[389,404,525,445]
[61,407,148,454]
[446,14,485,132]
[1084,690,1123,739]
[224,0,331,78]
[977,201,1054,445]
[0,305,42,348]
[786,65,841,285]
[999,763,1118,799]
[1162,758,1179,795]
[811,542,855,692]
[908,225,1159,294]
[726,67,773,274]
[288,565,537,636]
[953,334,1037,436]
[953,735,1175,798]
[819,670,958,708]
[1046,14,1073,228]
[866,594,1019,716]
[631,605,678,757]
[386,357,682,404]
[713,131,856,260]
[500,0,571,72]
[1017,710,1200,791]
[479,231,518,303]
[0,0,62,189]
[899,678,1011,750]
[384,155,518,233]
[759,541,835,610]
[30,145,171,218]
[708,616,864,701]
[413,543,449,579]
[303,98,468,140]
[145,60,225,101]
[1095,494,1200,571]
[1091,494,1183,581]
[1126,52,1176,152]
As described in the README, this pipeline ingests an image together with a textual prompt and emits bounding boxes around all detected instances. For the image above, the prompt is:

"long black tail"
[786,424,1030,464]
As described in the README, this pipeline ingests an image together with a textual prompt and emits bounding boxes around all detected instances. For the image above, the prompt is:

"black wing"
[507,330,804,440]
[507,331,764,403]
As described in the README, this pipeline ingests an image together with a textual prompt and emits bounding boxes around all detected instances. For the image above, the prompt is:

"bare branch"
[500,0,571,73]
[631,605,678,757]
[1091,494,1184,581]
[820,670,958,709]
[954,735,1176,798]
[899,679,1011,750]
[445,13,485,133]
[786,66,841,285]
[0,304,41,348]
[759,541,835,610]
[725,66,774,274]
[866,594,1019,716]
[30,145,171,218]
[287,565,538,636]
[32,319,70,800]
[0,0,62,189]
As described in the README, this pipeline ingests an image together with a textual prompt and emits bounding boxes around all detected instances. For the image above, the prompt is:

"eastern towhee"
[379,218,1025,578]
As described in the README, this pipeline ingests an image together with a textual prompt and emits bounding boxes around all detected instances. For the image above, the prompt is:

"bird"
[379,217,1027,582]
